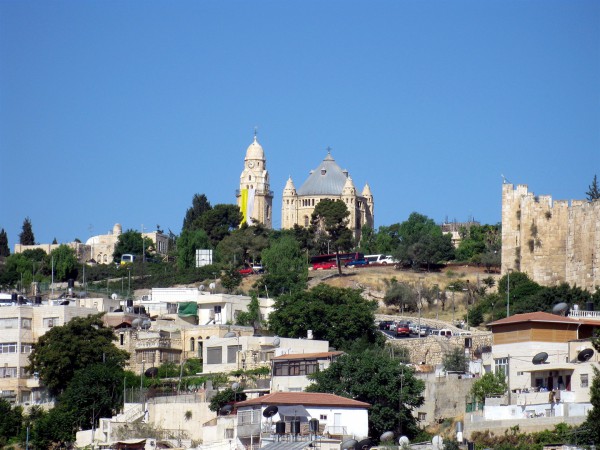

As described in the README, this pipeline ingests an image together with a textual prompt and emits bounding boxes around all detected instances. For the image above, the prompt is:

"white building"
[140,288,274,325]
[0,302,100,404]
[271,351,343,392]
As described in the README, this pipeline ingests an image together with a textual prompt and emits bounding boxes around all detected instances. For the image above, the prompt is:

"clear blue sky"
[1,0,598,249]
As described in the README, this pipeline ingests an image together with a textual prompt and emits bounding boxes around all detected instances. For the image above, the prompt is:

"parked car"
[251,264,265,274]
[313,261,337,270]
[238,267,254,276]
[378,320,394,330]
[431,328,454,337]
[395,322,410,337]
[344,259,369,268]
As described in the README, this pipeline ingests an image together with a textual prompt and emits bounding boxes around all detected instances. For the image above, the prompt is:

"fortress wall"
[502,184,600,291]
[566,201,600,290]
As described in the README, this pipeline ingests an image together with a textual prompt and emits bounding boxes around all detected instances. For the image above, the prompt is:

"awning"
[276,405,311,421]
[260,441,313,450]
[523,363,577,372]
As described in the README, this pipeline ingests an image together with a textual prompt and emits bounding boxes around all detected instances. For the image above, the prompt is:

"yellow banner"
[240,189,248,226]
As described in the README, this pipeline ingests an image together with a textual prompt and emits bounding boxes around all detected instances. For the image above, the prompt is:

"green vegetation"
[442,347,469,373]
[306,348,425,440]
[0,228,10,257]
[470,371,508,403]
[268,284,383,351]
[586,174,600,201]
[19,217,35,245]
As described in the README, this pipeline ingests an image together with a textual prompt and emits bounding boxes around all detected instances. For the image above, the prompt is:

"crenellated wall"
[501,184,600,290]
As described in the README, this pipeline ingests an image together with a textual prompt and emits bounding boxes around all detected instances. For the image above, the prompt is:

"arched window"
[249,175,252,181]
[104,255,108,263]
[190,337,195,352]
[304,216,309,227]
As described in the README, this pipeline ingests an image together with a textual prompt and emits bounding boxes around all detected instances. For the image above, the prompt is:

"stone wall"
[390,333,492,366]
[501,183,600,291]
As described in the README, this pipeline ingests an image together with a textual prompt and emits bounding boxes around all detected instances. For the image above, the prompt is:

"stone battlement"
[501,183,600,290]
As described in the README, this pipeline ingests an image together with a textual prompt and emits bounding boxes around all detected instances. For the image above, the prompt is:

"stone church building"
[281,151,374,241]
[236,135,274,228]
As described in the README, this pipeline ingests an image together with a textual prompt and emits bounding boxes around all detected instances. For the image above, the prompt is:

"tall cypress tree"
[19,217,35,245]
[0,228,10,256]
[586,174,600,201]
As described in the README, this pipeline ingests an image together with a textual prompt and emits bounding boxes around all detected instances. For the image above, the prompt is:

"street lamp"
[140,360,146,404]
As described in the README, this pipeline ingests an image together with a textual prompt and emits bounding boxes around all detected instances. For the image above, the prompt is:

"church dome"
[245,136,265,161]
[297,152,349,196]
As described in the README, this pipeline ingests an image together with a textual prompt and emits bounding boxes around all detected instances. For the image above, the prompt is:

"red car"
[238,267,254,276]
[395,323,410,337]
[312,261,337,270]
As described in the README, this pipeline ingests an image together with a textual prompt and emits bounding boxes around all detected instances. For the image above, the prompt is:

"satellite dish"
[341,439,358,450]
[141,319,152,330]
[262,405,278,418]
[272,337,281,347]
[431,435,443,449]
[578,348,594,362]
[380,431,394,442]
[219,404,233,415]
[356,438,372,450]
[111,293,118,300]
[552,302,569,314]
[232,382,240,391]
[532,352,549,365]
[209,282,216,290]
[132,318,142,328]
[398,436,410,446]
[224,331,236,338]
[199,285,205,291]
[145,367,159,378]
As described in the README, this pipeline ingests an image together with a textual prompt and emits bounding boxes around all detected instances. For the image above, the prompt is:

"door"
[334,413,342,434]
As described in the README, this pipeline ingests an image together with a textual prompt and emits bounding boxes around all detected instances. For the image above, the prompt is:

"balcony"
[135,338,182,350]
[568,309,600,320]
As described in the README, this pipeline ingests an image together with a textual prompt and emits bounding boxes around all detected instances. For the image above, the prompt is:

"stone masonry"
[501,183,600,291]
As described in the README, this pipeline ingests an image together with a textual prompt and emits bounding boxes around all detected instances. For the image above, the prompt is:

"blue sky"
[1,0,598,249]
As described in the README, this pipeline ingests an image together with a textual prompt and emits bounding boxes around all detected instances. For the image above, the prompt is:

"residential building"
[0,302,99,404]
[207,392,370,450]
[271,351,343,392]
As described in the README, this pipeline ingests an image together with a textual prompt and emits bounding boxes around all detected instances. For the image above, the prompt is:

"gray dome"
[297,153,349,196]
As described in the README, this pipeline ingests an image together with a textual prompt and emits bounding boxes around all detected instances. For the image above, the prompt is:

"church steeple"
[236,133,273,228]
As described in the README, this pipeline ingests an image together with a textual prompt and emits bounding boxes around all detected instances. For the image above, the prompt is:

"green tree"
[579,333,600,444]
[358,225,377,254]
[0,228,10,257]
[196,204,243,248]
[113,229,154,261]
[28,405,78,449]
[306,349,425,439]
[0,399,22,447]
[19,217,35,245]
[176,228,211,270]
[236,293,261,329]
[471,371,508,403]
[442,347,469,373]
[27,314,129,396]
[259,234,308,296]
[182,193,212,232]
[49,244,78,282]
[383,279,417,313]
[208,387,246,412]
[268,284,382,351]
[375,224,402,254]
[393,213,454,270]
[586,174,600,201]
[311,199,354,274]
[216,224,269,265]
[221,266,243,293]
[59,363,124,430]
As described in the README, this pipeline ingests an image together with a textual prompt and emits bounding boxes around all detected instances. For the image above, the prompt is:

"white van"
[432,328,454,337]
[365,255,397,265]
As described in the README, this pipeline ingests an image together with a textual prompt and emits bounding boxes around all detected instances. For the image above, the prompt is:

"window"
[21,343,33,353]
[0,318,18,329]
[418,412,427,421]
[0,367,17,378]
[190,338,195,352]
[161,351,180,363]
[227,345,242,364]
[581,374,589,388]
[494,358,508,375]
[224,429,234,439]
[0,343,17,353]
[137,350,155,363]
[207,347,223,365]
[320,414,327,421]
[21,318,32,329]
[43,317,60,328]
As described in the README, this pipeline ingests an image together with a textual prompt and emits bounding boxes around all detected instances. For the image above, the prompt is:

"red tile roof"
[488,312,580,327]
[271,352,343,361]
[235,392,370,408]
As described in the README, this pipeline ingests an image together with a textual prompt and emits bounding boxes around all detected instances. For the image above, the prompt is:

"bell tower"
[236,133,273,228]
